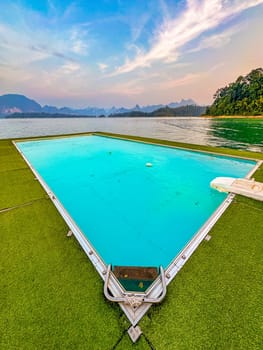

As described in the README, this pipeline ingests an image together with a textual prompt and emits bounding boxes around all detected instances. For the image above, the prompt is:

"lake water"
[1,117,262,152]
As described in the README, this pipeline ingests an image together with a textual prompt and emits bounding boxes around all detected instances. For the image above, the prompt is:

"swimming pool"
[15,134,258,329]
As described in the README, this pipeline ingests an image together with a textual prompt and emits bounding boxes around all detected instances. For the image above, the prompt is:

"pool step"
[104,264,166,306]
[113,266,159,292]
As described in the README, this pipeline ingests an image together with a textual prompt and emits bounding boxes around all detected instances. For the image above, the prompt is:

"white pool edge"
[12,138,262,328]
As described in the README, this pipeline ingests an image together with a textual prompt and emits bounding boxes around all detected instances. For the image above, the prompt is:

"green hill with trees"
[109,104,206,117]
[206,68,263,116]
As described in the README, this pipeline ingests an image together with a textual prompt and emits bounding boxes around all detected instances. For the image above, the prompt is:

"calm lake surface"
[0,117,262,152]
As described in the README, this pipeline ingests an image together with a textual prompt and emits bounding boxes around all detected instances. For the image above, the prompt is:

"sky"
[0,0,263,108]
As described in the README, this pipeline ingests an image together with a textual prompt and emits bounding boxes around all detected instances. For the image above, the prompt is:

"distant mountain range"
[0,94,42,116]
[0,94,200,117]
[7,105,207,118]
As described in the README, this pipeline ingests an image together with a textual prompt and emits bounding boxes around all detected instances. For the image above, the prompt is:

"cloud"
[129,12,151,42]
[158,0,171,21]
[0,19,89,70]
[61,62,81,73]
[161,73,201,89]
[158,63,224,90]
[52,51,74,61]
[69,27,89,55]
[188,25,241,53]
[113,0,263,75]
[98,63,108,72]
[71,39,87,54]
[29,45,76,62]
[0,0,91,70]
[0,25,50,66]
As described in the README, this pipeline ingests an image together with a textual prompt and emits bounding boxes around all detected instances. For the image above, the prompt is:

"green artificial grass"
[0,202,124,349]
[0,141,124,350]
[0,167,45,210]
[141,195,263,349]
[1,136,262,349]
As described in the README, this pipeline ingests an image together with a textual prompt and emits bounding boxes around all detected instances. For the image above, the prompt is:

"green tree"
[206,68,263,116]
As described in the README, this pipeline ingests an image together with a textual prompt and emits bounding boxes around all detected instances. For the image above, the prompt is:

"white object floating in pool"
[210,177,263,201]
[146,162,153,167]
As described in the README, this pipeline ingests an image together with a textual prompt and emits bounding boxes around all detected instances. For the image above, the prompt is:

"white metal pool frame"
[13,135,262,339]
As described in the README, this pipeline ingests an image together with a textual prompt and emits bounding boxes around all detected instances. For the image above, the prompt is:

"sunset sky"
[0,0,263,108]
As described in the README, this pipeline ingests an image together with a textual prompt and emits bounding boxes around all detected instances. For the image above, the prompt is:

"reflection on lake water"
[0,117,262,152]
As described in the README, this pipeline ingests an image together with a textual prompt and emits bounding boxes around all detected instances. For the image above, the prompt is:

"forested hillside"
[206,68,263,116]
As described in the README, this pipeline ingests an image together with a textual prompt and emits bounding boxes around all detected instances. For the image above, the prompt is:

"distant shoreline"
[203,115,263,119]
[3,115,263,120]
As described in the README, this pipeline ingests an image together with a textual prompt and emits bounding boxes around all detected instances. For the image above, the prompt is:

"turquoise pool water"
[17,135,256,268]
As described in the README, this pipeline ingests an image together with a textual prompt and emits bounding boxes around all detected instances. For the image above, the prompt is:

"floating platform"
[211,177,263,201]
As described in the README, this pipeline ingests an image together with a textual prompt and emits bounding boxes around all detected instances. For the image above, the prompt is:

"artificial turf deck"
[0,136,262,349]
